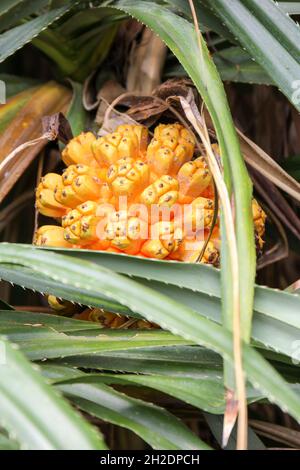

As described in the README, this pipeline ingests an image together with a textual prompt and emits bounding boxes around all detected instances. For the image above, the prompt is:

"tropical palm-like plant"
[1,0,300,451]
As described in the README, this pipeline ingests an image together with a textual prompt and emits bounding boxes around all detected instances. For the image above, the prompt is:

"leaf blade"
[0,245,299,425]
[0,337,106,449]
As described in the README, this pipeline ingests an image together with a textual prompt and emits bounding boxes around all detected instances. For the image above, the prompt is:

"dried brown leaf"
[251,168,300,240]
[154,78,196,100]
[237,129,300,203]
[256,204,289,269]
[95,76,300,209]
[0,82,71,203]
[42,112,73,144]
[95,80,126,126]
[223,390,239,448]
[126,28,167,94]
[249,420,300,448]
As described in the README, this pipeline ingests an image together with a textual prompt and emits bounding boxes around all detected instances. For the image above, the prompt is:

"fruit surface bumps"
[34,225,71,248]
[169,237,219,264]
[118,124,148,155]
[147,123,195,178]
[141,221,183,259]
[54,164,106,209]
[107,157,149,203]
[177,156,211,203]
[36,173,67,218]
[34,122,266,266]
[140,175,179,208]
[102,210,148,255]
[62,132,98,167]
[92,124,148,168]
[184,197,215,235]
[62,200,103,246]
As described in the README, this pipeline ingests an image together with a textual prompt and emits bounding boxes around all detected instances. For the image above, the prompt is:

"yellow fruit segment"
[92,124,148,168]
[75,308,158,329]
[183,197,215,236]
[177,156,211,203]
[36,173,67,218]
[147,123,195,178]
[140,175,179,208]
[141,221,183,259]
[62,132,98,167]
[55,164,107,208]
[107,157,150,203]
[103,210,148,255]
[34,225,71,248]
[62,200,102,246]
[252,198,267,250]
[47,295,80,316]
[169,238,219,264]
[116,124,149,155]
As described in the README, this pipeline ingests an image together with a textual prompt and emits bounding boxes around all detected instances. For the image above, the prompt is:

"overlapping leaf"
[199,0,300,111]
[0,336,106,449]
[0,245,299,426]
[0,3,73,63]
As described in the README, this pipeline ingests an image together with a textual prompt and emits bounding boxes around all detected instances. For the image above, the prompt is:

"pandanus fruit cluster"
[34,123,266,265]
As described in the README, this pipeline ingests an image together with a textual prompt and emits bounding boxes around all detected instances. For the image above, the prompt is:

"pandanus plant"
[1,0,300,452]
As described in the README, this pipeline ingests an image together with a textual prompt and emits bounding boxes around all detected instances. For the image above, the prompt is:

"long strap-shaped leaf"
[17,333,189,361]
[1,251,300,360]
[200,0,300,111]
[0,309,115,332]
[279,2,300,15]
[0,0,50,33]
[0,245,299,423]
[0,432,19,450]
[0,306,297,370]
[59,382,210,450]
[0,336,106,449]
[45,368,263,415]
[41,351,224,378]
[165,0,236,42]
[38,363,209,449]
[41,247,300,330]
[0,3,74,63]
[0,262,135,316]
[0,1,23,16]
[47,346,291,382]
[0,302,298,365]
[242,0,300,61]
